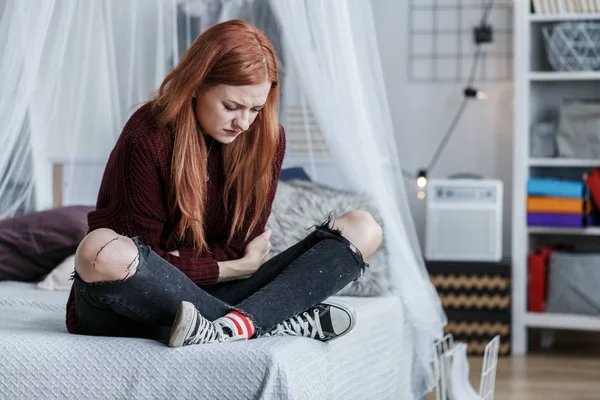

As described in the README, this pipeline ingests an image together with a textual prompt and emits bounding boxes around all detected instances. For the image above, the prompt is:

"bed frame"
[52,161,105,208]
[52,163,64,208]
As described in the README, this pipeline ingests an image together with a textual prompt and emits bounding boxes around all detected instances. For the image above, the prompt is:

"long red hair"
[152,20,280,254]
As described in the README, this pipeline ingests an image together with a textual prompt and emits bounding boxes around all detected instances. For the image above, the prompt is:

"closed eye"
[224,102,264,113]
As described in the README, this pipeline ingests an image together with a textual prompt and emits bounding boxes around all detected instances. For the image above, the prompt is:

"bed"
[0,162,417,399]
[0,281,415,400]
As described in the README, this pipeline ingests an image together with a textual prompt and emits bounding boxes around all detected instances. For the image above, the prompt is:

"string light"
[464,86,487,100]
[402,0,496,198]
[412,85,487,191]
[416,169,428,189]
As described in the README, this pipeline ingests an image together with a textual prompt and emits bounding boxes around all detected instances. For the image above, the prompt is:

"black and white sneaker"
[261,299,356,342]
[168,301,245,347]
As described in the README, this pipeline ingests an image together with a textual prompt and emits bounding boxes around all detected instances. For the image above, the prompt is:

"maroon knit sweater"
[66,103,286,334]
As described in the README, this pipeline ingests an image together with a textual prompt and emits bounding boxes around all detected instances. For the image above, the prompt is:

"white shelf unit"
[529,158,600,167]
[529,71,600,80]
[528,226,600,235]
[512,1,600,354]
[526,312,600,331]
[528,13,600,22]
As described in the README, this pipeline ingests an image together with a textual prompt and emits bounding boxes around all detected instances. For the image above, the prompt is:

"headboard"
[52,164,64,208]
[52,161,106,208]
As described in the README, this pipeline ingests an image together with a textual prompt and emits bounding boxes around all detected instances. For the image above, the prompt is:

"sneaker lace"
[267,309,324,339]
[188,316,225,345]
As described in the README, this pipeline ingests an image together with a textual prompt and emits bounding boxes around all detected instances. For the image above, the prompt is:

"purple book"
[527,212,595,228]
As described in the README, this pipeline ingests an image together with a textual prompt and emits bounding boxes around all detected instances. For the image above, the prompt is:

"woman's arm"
[164,250,249,282]
[170,249,254,282]
[172,227,272,282]
[172,126,286,278]
[216,258,258,282]
[151,125,286,283]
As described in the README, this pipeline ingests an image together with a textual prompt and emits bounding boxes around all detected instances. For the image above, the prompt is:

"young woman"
[66,20,382,347]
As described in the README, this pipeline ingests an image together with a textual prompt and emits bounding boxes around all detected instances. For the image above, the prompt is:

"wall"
[370,0,514,256]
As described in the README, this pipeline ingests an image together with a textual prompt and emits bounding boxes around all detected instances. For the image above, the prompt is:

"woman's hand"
[217,229,271,282]
[168,230,272,283]
[243,228,272,268]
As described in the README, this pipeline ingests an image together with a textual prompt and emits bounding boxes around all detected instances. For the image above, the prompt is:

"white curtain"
[269,1,446,397]
[1,0,445,396]
[0,0,174,216]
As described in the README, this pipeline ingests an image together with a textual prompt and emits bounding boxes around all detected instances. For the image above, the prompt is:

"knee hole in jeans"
[75,228,140,283]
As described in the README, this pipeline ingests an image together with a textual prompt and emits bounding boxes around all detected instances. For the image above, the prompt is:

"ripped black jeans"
[72,218,368,340]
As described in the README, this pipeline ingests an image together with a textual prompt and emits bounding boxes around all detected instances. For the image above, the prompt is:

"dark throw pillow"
[0,206,94,281]
[279,167,312,182]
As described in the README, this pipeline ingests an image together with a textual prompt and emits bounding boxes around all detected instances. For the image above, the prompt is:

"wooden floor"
[426,352,600,400]
[470,353,600,400]
[463,353,600,400]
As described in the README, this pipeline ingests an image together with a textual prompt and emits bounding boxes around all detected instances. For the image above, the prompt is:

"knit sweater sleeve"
[117,130,220,287]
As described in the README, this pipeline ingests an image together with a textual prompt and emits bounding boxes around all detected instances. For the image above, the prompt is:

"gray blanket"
[0,282,414,400]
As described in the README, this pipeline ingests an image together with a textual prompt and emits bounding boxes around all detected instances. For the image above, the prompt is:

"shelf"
[529,13,600,22]
[526,312,600,331]
[529,158,600,167]
[529,71,600,81]
[528,226,600,235]
[513,2,600,354]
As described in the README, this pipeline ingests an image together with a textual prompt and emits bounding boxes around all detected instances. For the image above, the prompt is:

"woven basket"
[542,22,600,72]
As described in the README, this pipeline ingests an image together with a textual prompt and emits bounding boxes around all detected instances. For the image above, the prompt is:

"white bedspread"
[0,282,414,400]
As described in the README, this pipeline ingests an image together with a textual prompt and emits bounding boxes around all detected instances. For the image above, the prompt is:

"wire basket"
[542,22,600,72]
[432,334,500,400]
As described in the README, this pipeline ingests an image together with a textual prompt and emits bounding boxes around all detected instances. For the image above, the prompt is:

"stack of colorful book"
[527,178,594,228]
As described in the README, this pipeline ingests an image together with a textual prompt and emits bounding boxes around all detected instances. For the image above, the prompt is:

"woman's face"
[195,81,271,144]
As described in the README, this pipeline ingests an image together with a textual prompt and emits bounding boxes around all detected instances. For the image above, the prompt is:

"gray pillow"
[267,180,389,296]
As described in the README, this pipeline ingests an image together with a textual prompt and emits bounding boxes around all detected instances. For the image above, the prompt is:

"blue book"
[527,178,586,199]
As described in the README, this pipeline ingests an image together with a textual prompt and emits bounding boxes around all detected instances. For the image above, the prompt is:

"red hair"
[152,20,280,254]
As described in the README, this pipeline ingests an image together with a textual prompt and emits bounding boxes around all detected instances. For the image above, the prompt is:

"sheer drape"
[0,1,445,396]
[269,1,446,397]
[0,0,174,215]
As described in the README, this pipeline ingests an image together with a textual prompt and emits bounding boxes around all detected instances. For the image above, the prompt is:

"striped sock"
[221,311,255,339]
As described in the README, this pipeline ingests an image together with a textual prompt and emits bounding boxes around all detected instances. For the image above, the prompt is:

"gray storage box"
[556,102,600,158]
[530,121,556,157]
[547,251,600,315]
